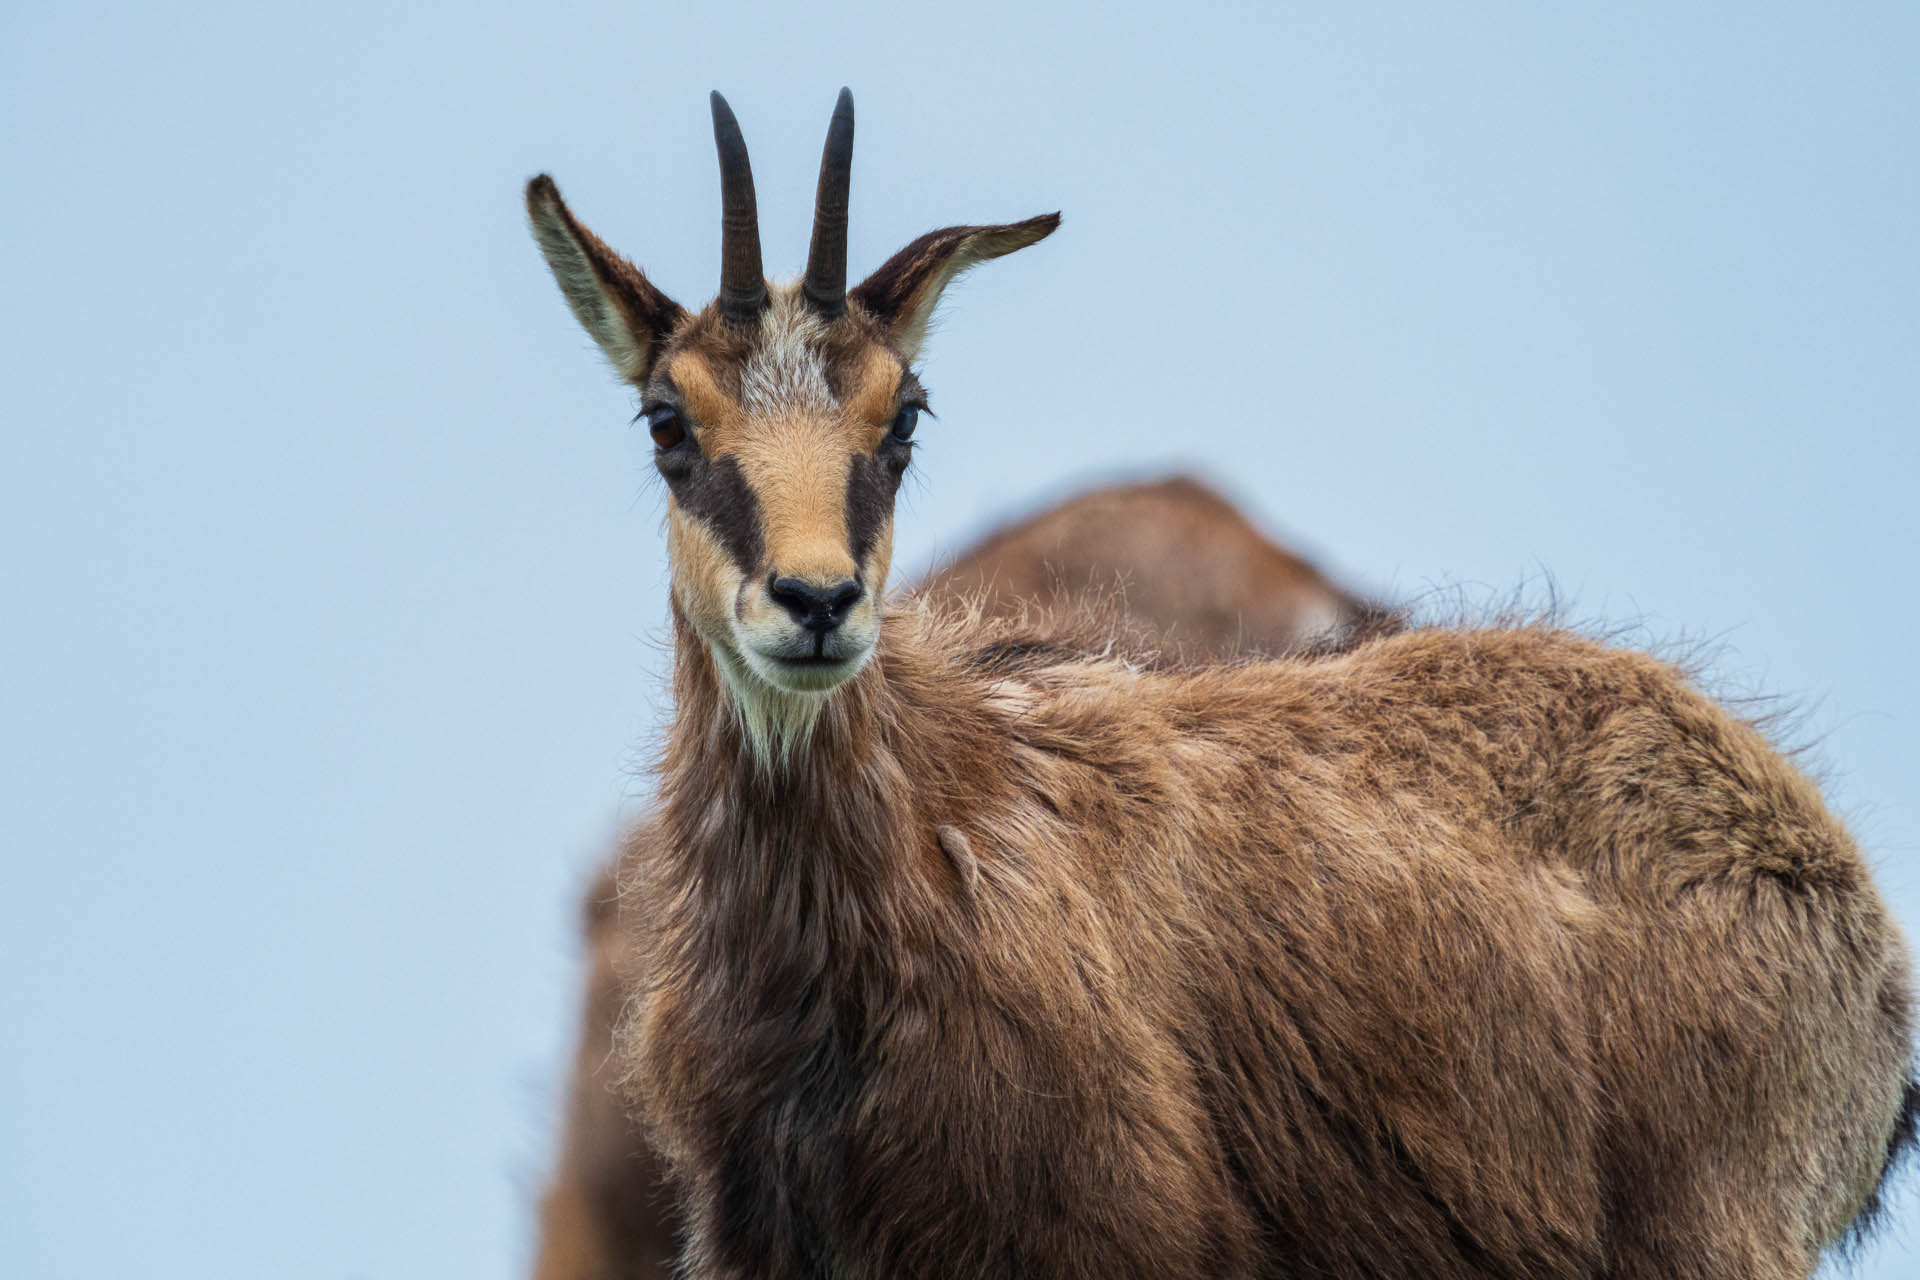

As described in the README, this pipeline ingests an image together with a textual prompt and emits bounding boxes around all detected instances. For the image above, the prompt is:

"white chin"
[740,644,872,694]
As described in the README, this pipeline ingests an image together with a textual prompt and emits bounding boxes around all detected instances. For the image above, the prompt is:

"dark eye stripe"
[845,451,904,564]
[672,454,764,572]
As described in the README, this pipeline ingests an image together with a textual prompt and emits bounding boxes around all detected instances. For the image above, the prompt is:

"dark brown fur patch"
[664,452,763,574]
[849,215,1061,334]
[844,450,904,564]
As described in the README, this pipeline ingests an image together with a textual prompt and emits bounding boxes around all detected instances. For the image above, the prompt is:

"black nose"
[767,576,863,633]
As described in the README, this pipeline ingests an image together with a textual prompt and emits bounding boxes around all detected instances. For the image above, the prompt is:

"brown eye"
[644,405,686,450]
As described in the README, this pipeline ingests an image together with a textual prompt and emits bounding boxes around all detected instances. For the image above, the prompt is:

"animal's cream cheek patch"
[669,511,746,644]
[861,522,895,605]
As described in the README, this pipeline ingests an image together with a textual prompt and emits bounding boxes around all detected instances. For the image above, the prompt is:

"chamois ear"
[526,175,688,384]
[849,214,1059,363]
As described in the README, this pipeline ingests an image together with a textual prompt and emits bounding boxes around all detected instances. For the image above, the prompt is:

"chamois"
[525,90,1917,1279]
[931,477,1387,660]
[532,477,1376,1280]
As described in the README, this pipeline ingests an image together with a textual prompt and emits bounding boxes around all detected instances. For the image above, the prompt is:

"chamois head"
[527,90,1056,729]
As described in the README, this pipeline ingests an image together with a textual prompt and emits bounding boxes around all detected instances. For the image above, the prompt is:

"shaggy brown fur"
[530,479,1371,1280]
[628,604,1912,1280]
[527,92,1915,1280]
[534,860,679,1280]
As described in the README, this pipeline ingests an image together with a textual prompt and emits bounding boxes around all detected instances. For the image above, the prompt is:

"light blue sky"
[3,2,1915,1275]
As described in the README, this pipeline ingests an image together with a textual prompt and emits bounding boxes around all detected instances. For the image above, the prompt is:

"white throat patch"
[709,638,832,769]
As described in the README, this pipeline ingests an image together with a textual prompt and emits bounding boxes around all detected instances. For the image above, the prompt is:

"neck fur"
[657,606,952,928]
[648,604,995,1043]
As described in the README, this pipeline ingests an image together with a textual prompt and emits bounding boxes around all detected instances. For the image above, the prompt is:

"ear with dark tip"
[848,214,1060,363]
[525,175,687,383]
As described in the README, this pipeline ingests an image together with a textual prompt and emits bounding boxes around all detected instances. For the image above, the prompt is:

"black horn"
[710,91,767,325]
[803,87,855,318]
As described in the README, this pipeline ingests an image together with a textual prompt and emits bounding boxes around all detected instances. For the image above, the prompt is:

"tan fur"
[631,604,1910,1280]
[934,824,980,897]
[931,476,1385,659]
[662,354,739,438]
[661,294,901,463]
[839,346,907,435]
[650,289,903,740]
[729,416,857,586]
[528,480,1361,1280]
[533,866,679,1280]
[664,515,742,650]
[862,524,893,612]
[524,103,1912,1280]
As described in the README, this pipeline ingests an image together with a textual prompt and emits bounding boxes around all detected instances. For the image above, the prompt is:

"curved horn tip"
[710,91,749,153]
[803,88,857,317]
[710,92,744,147]
[710,89,768,324]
